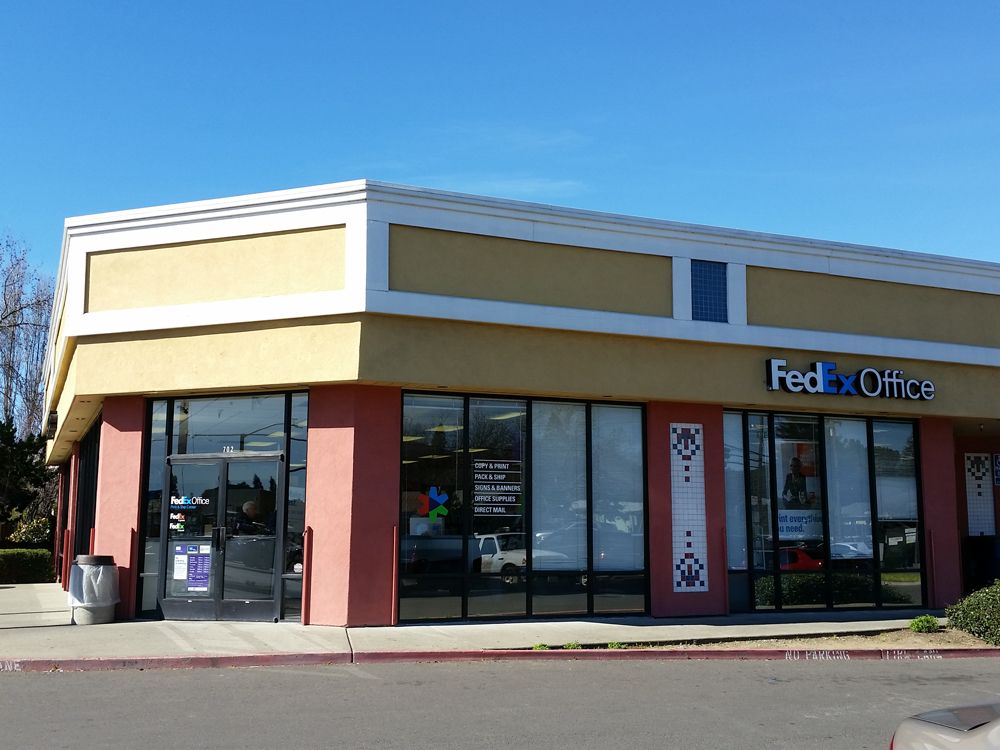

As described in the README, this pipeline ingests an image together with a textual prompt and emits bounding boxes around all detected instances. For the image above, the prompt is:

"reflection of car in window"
[828,542,872,559]
[779,549,823,570]
[474,533,526,583]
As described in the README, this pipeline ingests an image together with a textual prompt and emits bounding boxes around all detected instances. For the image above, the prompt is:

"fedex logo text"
[766,360,935,400]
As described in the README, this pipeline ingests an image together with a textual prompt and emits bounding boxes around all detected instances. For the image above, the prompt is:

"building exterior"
[44,179,1000,626]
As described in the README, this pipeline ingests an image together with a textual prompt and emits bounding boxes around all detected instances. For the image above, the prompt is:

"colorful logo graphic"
[418,487,449,520]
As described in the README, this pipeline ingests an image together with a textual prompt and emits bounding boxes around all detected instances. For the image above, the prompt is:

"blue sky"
[1,2,998,274]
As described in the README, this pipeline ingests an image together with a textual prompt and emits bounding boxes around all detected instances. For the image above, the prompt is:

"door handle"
[213,527,225,552]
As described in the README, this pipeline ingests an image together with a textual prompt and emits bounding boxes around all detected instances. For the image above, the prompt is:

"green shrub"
[909,615,940,633]
[531,643,549,650]
[563,641,582,649]
[754,573,914,607]
[607,641,627,649]
[947,580,1000,645]
[0,548,55,583]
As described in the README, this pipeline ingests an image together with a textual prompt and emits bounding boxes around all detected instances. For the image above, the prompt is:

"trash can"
[68,555,120,625]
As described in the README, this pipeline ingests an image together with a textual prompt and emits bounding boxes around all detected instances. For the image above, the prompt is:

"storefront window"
[774,415,824,562]
[399,394,465,620]
[591,405,644,571]
[874,422,922,606]
[281,394,308,619]
[825,418,873,563]
[532,402,587,571]
[726,411,924,611]
[172,395,286,455]
[468,398,526,618]
[748,414,772,571]
[138,400,167,615]
[723,413,747,571]
[400,394,648,621]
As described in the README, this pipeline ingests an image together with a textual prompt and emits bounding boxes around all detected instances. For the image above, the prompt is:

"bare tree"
[0,232,53,438]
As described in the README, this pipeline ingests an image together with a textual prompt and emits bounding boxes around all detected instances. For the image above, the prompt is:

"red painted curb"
[882,648,1000,660]
[0,651,352,673]
[352,647,998,663]
[2,647,997,671]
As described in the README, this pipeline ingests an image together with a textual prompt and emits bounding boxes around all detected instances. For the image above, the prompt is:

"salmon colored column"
[93,396,146,620]
[647,401,728,617]
[304,384,401,627]
[919,417,962,607]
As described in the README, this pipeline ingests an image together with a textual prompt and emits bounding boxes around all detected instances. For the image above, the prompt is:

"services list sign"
[473,459,522,516]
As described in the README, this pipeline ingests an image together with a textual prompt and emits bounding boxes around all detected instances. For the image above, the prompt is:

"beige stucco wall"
[747,266,1000,348]
[85,226,346,312]
[388,225,672,317]
[47,317,363,462]
[356,314,1000,419]
[47,310,1000,462]
[74,318,362,395]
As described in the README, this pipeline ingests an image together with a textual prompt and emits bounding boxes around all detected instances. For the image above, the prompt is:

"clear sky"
[2,2,998,274]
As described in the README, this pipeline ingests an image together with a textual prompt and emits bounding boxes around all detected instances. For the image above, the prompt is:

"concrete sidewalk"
[0,583,950,664]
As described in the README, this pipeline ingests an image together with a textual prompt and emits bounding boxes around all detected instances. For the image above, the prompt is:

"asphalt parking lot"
[4,658,1000,749]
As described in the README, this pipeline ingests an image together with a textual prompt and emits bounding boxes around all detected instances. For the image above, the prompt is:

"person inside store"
[234,501,271,535]
[782,457,809,508]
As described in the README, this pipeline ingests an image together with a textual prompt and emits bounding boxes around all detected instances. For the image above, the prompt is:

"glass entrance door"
[163,462,220,619]
[219,460,281,619]
[160,455,284,621]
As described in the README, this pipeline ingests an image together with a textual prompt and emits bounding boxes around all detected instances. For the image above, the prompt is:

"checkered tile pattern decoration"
[671,423,708,592]
[965,453,996,537]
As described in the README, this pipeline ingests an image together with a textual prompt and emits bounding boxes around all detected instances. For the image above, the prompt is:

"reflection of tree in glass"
[469,411,522,458]
[829,435,867,477]
[592,415,643,539]
[874,434,915,477]
[775,419,817,442]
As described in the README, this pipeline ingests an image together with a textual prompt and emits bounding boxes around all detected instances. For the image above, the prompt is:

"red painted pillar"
[647,401,728,617]
[93,396,146,620]
[919,417,962,608]
[304,385,401,626]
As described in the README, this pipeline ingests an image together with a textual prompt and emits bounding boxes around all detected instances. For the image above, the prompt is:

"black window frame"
[134,390,308,620]
[724,408,926,612]
[398,390,650,622]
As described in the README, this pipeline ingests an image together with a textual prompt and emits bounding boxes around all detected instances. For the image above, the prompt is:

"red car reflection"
[780,549,824,570]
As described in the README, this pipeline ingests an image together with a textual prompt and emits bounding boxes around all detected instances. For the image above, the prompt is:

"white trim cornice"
[42,178,1000,421]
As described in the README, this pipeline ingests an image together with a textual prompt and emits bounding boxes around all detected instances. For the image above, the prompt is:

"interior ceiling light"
[467,447,490,452]
[267,431,284,437]
[421,455,450,460]
[402,436,424,442]
[426,425,463,432]
[488,412,525,420]
[244,440,276,447]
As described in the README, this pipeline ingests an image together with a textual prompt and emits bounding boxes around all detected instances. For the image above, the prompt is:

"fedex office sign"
[766,360,935,400]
